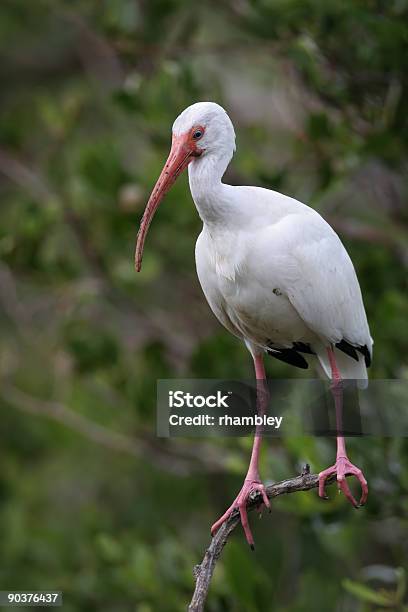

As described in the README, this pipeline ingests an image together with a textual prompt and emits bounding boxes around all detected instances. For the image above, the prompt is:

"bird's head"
[135,102,235,272]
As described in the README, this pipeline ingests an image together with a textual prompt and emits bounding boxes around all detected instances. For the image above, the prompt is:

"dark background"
[0,1,407,610]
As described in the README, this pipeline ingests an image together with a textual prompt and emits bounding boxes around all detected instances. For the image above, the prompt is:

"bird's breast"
[195,228,309,348]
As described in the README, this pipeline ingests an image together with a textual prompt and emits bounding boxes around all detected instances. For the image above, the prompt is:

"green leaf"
[343,579,394,606]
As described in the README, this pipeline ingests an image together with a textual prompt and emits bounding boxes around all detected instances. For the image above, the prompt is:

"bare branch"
[188,469,336,612]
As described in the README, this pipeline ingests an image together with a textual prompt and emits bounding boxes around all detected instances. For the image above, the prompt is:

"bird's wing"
[284,218,372,352]
[245,201,373,356]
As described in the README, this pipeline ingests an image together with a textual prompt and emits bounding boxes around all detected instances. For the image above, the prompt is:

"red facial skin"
[134,126,205,272]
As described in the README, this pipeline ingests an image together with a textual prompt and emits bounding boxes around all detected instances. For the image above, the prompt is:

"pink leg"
[211,354,270,549]
[318,347,368,507]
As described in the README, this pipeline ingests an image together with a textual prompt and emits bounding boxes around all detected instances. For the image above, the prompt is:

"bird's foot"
[210,478,270,549]
[319,455,368,508]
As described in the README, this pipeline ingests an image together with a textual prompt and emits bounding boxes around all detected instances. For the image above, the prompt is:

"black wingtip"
[335,339,359,361]
[357,344,372,367]
[267,348,309,369]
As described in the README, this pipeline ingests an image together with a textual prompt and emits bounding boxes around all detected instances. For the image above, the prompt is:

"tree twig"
[188,469,336,612]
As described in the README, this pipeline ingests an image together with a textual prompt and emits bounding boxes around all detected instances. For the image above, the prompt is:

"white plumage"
[182,103,373,380]
[135,101,371,544]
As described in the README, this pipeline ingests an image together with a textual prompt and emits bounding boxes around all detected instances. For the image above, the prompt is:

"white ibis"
[135,102,371,548]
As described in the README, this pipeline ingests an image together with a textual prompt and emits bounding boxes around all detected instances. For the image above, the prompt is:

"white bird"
[135,102,371,548]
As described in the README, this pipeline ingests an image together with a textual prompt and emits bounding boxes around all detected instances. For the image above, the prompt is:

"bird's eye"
[192,129,203,140]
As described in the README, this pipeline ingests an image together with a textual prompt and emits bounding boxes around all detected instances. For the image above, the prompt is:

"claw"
[260,485,271,510]
[318,456,368,508]
[318,467,331,499]
[211,478,270,546]
[211,506,234,536]
[239,499,254,547]
[338,477,358,508]
[356,471,368,506]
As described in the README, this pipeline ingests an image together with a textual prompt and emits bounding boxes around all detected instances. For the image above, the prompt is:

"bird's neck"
[188,152,233,227]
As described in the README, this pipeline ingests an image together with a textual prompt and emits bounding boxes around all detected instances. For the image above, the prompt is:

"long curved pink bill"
[134,135,193,272]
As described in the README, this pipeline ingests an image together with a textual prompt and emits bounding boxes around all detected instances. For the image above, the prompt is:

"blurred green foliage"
[0,0,407,610]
